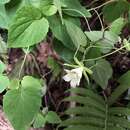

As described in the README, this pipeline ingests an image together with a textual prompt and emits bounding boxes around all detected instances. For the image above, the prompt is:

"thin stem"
[104,103,108,130]
[82,44,118,62]
[63,8,91,31]
[62,8,92,61]
[88,0,117,11]
[64,63,79,68]
[83,45,126,62]
[93,9,104,31]
[18,47,29,79]
[74,44,80,60]
[102,92,108,130]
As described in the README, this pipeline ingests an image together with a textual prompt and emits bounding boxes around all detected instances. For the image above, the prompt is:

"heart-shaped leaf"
[8,6,49,48]
[3,76,42,130]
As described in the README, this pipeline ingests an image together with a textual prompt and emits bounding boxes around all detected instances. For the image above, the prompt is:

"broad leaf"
[0,0,10,4]
[85,31,119,43]
[85,31,119,53]
[0,75,9,93]
[110,17,126,35]
[92,59,113,89]
[103,0,129,22]
[46,111,61,124]
[21,0,41,7]
[48,15,75,50]
[65,20,87,47]
[8,6,49,48]
[5,0,23,27]
[3,76,42,130]
[0,5,9,28]
[9,79,20,90]
[33,112,46,128]
[118,71,130,86]
[0,35,7,53]
[0,60,6,74]
[85,31,103,42]
[54,0,63,22]
[61,0,91,17]
[54,39,75,63]
[40,1,57,16]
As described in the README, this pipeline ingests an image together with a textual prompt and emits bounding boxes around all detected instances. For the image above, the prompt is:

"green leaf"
[61,0,91,17]
[97,31,119,53]
[123,39,130,51]
[118,71,130,86]
[85,31,119,43]
[8,5,49,48]
[103,1,129,22]
[0,5,9,28]
[110,17,126,35]
[21,76,41,89]
[53,39,75,63]
[9,79,20,90]
[65,20,87,48]
[85,31,119,53]
[85,31,103,42]
[0,35,7,53]
[92,59,113,89]
[60,88,130,130]
[3,76,42,130]
[0,0,10,4]
[46,111,61,124]
[21,0,41,7]
[0,60,6,74]
[33,112,46,128]
[108,71,130,105]
[40,1,57,16]
[54,0,63,22]
[0,75,9,93]
[48,15,76,50]
[42,5,57,16]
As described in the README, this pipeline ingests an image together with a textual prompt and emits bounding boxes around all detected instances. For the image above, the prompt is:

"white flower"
[63,67,83,87]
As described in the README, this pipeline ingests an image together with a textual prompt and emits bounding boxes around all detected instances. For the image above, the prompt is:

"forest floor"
[1,0,130,130]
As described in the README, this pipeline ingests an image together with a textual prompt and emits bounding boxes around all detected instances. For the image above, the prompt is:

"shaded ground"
[1,0,130,130]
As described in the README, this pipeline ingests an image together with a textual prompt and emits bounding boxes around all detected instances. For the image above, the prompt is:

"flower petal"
[64,69,71,73]
[71,67,83,79]
[70,79,77,88]
[63,74,71,82]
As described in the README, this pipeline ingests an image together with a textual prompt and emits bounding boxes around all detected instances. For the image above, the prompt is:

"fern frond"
[60,88,130,130]
[68,88,105,105]
[109,107,130,116]
[60,116,105,127]
[63,125,103,130]
[65,106,105,119]
[64,96,105,112]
